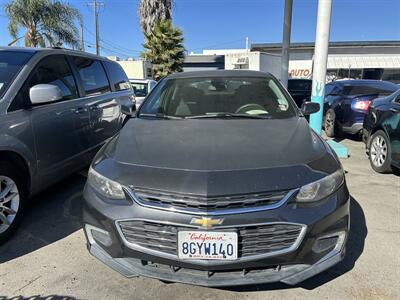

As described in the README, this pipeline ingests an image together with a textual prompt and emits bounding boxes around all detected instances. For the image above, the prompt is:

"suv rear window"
[0,51,33,98]
[72,57,111,96]
[342,81,399,96]
[104,61,131,91]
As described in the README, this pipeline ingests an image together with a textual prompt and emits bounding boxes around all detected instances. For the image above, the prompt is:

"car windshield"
[139,76,297,119]
[130,82,148,97]
[0,51,34,98]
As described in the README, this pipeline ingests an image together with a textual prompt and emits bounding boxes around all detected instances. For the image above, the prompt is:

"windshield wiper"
[185,113,270,119]
[139,113,183,120]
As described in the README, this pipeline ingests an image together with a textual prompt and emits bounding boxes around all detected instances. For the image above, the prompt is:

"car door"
[13,54,92,185]
[387,94,400,164]
[71,57,122,149]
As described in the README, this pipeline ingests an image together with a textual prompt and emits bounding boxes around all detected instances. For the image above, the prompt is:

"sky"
[0,0,399,59]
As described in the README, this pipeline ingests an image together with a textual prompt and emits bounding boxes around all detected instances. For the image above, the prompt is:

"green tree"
[5,0,82,48]
[139,0,172,35]
[141,20,185,80]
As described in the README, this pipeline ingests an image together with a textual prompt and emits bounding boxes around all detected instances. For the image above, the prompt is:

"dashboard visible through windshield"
[139,76,297,119]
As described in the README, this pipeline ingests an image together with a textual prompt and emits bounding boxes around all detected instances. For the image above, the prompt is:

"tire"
[324,109,338,138]
[368,130,393,174]
[0,161,27,244]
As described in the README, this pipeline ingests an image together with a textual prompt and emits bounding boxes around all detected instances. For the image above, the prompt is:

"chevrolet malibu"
[83,70,350,287]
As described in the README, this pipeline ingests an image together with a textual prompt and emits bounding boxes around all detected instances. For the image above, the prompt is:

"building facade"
[184,41,400,83]
[252,41,400,83]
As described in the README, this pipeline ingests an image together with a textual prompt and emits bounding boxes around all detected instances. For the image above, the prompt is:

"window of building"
[381,69,400,84]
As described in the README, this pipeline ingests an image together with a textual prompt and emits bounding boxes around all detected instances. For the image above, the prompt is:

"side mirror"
[121,97,136,116]
[301,102,320,115]
[30,84,62,104]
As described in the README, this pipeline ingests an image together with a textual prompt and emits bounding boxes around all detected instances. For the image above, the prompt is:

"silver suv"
[0,47,135,242]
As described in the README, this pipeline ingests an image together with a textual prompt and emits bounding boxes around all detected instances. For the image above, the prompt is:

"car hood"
[96,117,339,194]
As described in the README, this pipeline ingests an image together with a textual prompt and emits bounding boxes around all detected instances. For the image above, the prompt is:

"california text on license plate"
[177,231,238,260]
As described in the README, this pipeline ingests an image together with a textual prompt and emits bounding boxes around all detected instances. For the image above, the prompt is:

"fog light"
[85,224,112,247]
[312,231,346,254]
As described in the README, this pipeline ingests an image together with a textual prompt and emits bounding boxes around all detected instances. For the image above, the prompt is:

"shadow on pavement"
[0,173,85,263]
[222,196,367,292]
[0,296,77,300]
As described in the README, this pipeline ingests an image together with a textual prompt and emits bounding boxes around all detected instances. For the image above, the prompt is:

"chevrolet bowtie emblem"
[190,217,224,229]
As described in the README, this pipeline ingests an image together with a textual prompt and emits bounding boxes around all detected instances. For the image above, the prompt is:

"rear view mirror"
[301,102,320,116]
[30,84,62,105]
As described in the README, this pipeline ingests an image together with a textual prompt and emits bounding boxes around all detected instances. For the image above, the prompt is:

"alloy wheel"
[370,135,388,168]
[325,111,334,131]
[0,176,20,234]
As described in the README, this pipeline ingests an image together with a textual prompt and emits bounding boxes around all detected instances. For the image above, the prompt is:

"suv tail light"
[351,98,371,111]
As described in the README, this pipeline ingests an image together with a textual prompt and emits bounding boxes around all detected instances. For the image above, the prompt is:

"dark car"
[0,47,134,242]
[287,78,312,108]
[83,70,350,287]
[323,80,399,137]
[363,90,400,173]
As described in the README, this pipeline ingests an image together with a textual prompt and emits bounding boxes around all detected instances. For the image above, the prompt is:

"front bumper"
[87,240,345,286]
[83,184,350,287]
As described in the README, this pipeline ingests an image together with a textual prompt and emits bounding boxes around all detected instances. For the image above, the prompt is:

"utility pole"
[87,0,104,55]
[309,0,332,135]
[281,0,293,88]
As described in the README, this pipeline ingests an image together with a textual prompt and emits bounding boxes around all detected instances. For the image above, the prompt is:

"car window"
[130,82,148,97]
[9,55,78,111]
[140,76,297,119]
[324,84,334,96]
[0,51,34,98]
[342,82,399,97]
[104,61,131,91]
[72,57,110,96]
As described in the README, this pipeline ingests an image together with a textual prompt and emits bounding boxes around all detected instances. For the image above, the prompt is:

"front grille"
[117,220,304,259]
[129,188,292,214]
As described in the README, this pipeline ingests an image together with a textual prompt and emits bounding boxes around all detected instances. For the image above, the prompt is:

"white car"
[129,79,157,108]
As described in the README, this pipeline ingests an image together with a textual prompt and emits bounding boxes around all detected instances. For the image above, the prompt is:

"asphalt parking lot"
[0,137,399,300]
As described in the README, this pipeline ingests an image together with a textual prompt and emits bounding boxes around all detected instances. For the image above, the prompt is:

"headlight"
[88,167,125,200]
[296,169,344,202]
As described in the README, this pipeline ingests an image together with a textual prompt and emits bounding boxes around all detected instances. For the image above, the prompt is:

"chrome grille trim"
[124,188,298,216]
[116,219,307,265]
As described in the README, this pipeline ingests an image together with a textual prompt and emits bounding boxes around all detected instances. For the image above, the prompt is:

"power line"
[82,23,142,55]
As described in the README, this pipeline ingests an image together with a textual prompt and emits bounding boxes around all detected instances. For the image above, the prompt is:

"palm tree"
[139,0,172,35]
[141,20,185,80]
[5,0,82,48]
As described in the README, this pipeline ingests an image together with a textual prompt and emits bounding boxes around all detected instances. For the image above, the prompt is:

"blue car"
[323,80,399,137]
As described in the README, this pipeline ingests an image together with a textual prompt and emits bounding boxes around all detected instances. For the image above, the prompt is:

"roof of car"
[0,46,111,61]
[166,70,273,79]
[329,79,396,86]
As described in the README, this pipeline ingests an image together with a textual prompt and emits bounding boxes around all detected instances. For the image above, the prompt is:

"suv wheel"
[324,109,338,138]
[0,162,27,244]
[369,130,392,173]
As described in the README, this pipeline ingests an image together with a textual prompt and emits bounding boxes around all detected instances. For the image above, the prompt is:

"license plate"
[177,231,238,260]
